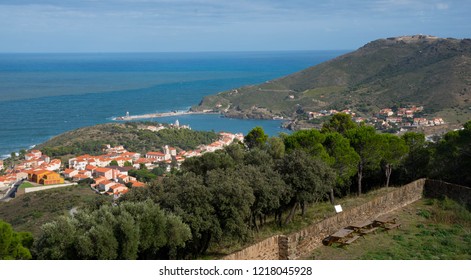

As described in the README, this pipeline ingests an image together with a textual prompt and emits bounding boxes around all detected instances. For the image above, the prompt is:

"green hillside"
[193,35,471,124]
[36,122,218,157]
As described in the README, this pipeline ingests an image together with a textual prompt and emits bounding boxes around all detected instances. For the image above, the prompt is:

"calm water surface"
[0,51,348,157]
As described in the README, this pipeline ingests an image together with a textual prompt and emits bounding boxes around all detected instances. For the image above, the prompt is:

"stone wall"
[221,235,281,260]
[23,183,77,194]
[222,178,470,260]
[222,179,426,260]
[285,178,425,259]
[424,179,471,208]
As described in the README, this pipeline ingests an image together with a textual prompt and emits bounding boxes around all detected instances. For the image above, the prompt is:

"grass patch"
[308,198,471,260]
[0,184,111,237]
[303,86,346,98]
[19,182,36,189]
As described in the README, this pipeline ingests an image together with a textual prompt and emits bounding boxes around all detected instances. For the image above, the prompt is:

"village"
[307,105,445,131]
[0,122,244,200]
[0,107,446,199]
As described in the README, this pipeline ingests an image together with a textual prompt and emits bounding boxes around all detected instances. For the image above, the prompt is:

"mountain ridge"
[193,35,471,126]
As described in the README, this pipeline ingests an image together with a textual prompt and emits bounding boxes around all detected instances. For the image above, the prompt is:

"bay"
[0,51,347,157]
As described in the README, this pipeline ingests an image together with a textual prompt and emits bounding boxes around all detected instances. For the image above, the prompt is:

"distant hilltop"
[193,35,471,129]
[387,35,440,42]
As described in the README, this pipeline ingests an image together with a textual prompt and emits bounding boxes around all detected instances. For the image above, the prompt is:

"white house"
[146,151,166,162]
[63,168,79,179]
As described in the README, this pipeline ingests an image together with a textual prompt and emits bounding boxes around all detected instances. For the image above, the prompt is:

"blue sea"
[0,51,347,158]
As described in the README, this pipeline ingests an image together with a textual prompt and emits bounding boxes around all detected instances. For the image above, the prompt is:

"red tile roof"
[131,181,146,187]
[73,174,89,180]
[147,151,165,156]
[85,165,97,171]
[135,158,152,164]
[94,177,108,184]
[95,167,112,173]
[100,180,114,186]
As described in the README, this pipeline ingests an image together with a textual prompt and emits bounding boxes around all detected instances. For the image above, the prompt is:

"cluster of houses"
[63,131,243,197]
[0,130,244,198]
[140,119,191,132]
[0,159,16,190]
[306,105,445,131]
[378,106,424,119]
[65,156,144,197]
[0,150,64,189]
[307,109,356,120]
[375,106,445,128]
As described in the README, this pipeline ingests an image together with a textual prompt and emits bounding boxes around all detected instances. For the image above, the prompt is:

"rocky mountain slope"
[193,35,471,125]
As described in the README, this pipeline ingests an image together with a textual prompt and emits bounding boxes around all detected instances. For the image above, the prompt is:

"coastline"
[113,109,296,131]
[0,51,340,158]
[113,110,219,121]
[1,111,290,160]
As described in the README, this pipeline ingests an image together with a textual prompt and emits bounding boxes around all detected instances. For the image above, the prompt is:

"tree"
[181,151,234,176]
[34,201,191,260]
[321,113,357,134]
[123,161,133,167]
[128,168,157,182]
[158,173,220,257]
[0,220,32,260]
[267,136,285,159]
[33,216,82,260]
[238,165,286,231]
[345,126,383,195]
[379,134,409,187]
[9,152,16,167]
[277,150,335,224]
[430,120,471,185]
[151,166,165,176]
[244,148,274,167]
[119,200,191,259]
[109,160,119,166]
[323,132,360,203]
[400,132,430,182]
[120,185,153,203]
[283,129,330,161]
[224,143,245,164]
[19,149,27,159]
[205,169,255,240]
[244,126,268,149]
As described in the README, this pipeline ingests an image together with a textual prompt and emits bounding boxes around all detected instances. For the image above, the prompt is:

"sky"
[0,0,469,52]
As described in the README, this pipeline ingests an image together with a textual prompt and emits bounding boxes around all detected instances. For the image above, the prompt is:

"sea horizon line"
[0,49,352,55]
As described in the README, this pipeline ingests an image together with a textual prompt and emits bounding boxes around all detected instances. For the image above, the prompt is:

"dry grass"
[0,185,109,237]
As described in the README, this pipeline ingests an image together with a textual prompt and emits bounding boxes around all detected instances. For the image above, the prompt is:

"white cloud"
[0,0,468,52]
[436,3,449,10]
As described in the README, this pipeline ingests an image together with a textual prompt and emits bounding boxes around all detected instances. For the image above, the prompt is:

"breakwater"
[113,110,218,121]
